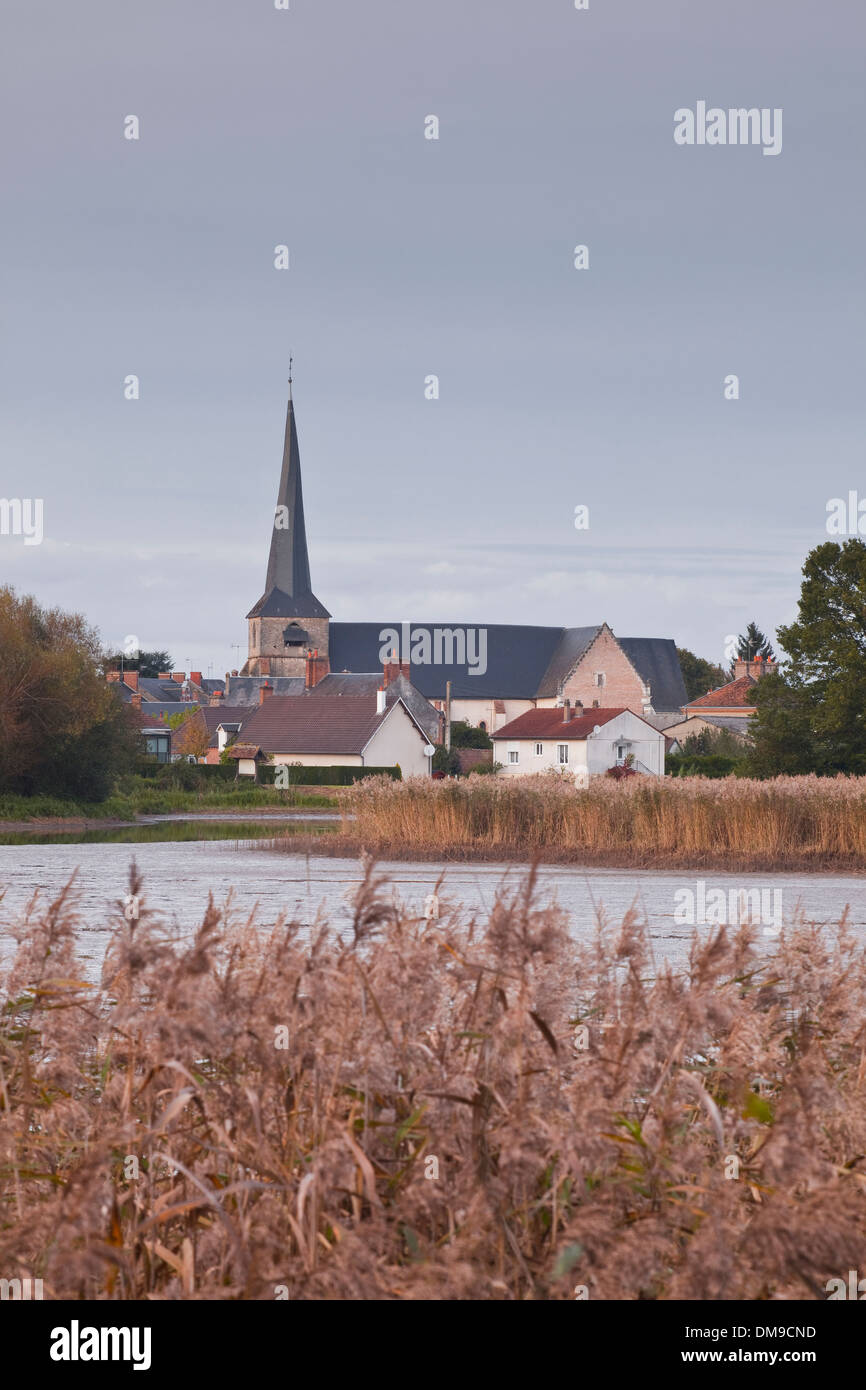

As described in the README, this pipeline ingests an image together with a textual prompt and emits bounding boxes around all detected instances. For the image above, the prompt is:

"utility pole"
[445,680,452,752]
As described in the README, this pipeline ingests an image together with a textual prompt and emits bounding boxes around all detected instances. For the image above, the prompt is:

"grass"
[0,860,864,1299]
[0,784,338,823]
[334,773,866,870]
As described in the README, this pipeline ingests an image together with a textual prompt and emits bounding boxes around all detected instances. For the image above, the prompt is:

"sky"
[1,0,864,679]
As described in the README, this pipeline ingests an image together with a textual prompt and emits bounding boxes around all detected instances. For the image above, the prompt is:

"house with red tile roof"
[492,704,665,781]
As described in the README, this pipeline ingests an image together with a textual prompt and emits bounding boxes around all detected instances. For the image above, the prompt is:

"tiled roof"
[687,676,757,709]
[493,708,627,741]
[233,694,424,756]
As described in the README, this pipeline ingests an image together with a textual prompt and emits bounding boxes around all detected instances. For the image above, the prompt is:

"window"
[594,672,605,687]
[557,744,568,764]
[616,744,627,760]
[535,743,543,756]
[508,750,519,764]
[479,721,487,732]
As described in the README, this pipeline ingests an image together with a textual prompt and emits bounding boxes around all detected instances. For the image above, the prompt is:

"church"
[233,382,687,733]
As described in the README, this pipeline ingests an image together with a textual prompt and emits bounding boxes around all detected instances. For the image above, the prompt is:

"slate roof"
[686,676,757,709]
[329,623,565,700]
[329,622,687,710]
[234,695,427,756]
[618,638,689,712]
[641,712,686,731]
[224,676,306,705]
[535,627,602,697]
[138,678,189,703]
[493,708,628,741]
[245,391,330,621]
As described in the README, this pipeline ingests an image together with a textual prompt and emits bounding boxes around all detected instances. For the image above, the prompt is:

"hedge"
[257,765,402,786]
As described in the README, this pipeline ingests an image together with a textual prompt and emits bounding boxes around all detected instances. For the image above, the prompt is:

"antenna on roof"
[288,355,293,402]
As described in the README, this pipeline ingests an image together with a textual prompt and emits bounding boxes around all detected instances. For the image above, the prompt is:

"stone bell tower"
[241,370,330,678]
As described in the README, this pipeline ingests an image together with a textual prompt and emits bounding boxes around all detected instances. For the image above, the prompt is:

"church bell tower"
[241,369,330,677]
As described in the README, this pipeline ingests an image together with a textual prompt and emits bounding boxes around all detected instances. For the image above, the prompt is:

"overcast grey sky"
[2,0,864,677]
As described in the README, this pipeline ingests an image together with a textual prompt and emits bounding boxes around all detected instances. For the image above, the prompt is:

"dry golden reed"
[1,859,865,1300]
[338,773,866,869]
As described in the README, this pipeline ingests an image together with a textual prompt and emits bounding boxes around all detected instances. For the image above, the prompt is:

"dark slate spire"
[246,375,330,620]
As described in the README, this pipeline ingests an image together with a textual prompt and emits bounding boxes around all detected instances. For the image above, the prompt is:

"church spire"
[245,376,330,621]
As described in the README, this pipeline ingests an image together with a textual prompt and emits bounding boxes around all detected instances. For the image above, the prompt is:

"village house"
[662,656,772,744]
[227,691,434,778]
[492,705,666,781]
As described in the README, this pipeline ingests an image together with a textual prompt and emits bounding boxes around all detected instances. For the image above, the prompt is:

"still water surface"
[1,821,863,977]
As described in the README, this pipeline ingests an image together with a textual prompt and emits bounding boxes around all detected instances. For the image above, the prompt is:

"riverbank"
[261,831,866,873]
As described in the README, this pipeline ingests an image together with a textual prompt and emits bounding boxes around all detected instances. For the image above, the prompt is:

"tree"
[168,707,211,761]
[746,540,866,775]
[676,648,726,702]
[728,622,775,676]
[105,648,174,679]
[448,720,493,749]
[0,587,141,798]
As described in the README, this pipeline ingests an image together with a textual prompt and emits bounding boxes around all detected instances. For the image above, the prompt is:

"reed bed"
[338,773,866,869]
[1,861,864,1300]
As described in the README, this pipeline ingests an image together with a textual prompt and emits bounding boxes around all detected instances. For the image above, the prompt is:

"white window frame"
[535,743,543,756]
[557,744,569,764]
[594,672,605,687]
[508,750,519,764]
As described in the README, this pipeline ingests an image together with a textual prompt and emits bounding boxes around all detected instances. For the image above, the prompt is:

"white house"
[227,691,434,778]
[492,704,665,781]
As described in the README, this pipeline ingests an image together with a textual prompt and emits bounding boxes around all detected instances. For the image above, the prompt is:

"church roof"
[246,386,330,621]
[618,638,688,713]
[329,623,565,700]
[329,624,687,709]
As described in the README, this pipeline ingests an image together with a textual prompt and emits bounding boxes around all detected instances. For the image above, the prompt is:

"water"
[1,831,864,978]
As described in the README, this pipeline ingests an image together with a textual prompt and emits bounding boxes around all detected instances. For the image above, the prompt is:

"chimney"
[190,671,203,688]
[131,692,142,710]
[171,672,185,684]
[562,699,571,723]
[158,671,171,680]
[106,670,121,683]
[209,690,224,707]
[305,647,330,690]
[376,687,387,715]
[125,670,139,691]
[383,651,410,688]
[259,682,273,706]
